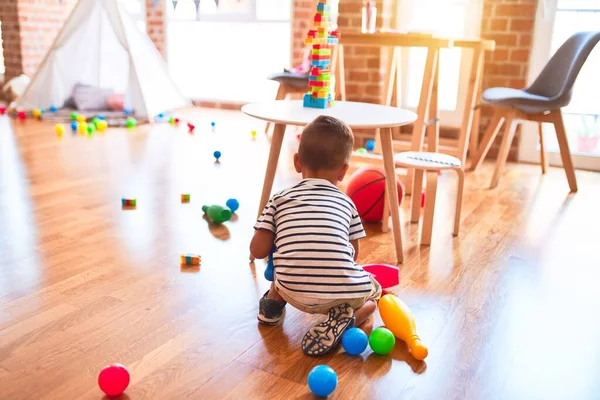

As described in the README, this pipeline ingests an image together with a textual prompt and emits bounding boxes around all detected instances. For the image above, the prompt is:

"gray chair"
[470,31,600,192]
[264,71,309,135]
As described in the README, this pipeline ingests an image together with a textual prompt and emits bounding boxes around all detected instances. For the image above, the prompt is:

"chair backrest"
[526,31,600,107]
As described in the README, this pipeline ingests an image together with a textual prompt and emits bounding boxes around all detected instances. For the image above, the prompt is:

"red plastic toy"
[0,105,6,115]
[187,122,195,133]
[17,110,26,121]
[363,264,399,290]
[98,363,130,397]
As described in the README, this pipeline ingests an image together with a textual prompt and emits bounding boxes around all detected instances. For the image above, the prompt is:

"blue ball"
[211,121,216,127]
[70,121,78,131]
[213,150,222,160]
[124,108,133,115]
[97,114,105,120]
[158,113,164,119]
[226,198,239,213]
[48,105,58,113]
[307,365,337,397]
[365,139,376,152]
[342,327,369,356]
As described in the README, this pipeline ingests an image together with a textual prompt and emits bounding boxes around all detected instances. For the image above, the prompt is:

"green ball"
[369,327,395,355]
[126,117,137,128]
[92,117,100,127]
[86,124,95,134]
[356,148,368,154]
[70,112,78,121]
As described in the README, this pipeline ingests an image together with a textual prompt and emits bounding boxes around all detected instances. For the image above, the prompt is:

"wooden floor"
[1,108,600,400]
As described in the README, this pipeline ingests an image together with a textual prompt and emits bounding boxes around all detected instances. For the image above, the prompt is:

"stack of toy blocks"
[303,0,340,109]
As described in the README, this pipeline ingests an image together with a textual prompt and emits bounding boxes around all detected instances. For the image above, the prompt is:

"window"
[122,0,146,32]
[396,0,482,127]
[167,0,291,102]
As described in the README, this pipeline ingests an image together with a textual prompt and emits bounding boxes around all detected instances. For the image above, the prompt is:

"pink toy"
[98,363,130,397]
[363,264,399,290]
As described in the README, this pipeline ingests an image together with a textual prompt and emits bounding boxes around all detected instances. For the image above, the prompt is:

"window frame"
[168,0,291,23]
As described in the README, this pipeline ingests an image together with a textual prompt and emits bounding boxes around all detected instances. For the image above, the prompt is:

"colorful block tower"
[303,1,340,109]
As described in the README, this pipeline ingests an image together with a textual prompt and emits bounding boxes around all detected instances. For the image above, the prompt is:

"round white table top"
[241,100,417,129]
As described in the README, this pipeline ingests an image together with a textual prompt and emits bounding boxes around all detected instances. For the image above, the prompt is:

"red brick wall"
[0,0,22,84]
[291,0,315,66]
[146,0,166,57]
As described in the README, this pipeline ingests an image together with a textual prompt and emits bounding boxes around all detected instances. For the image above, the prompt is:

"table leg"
[250,123,286,262]
[379,127,404,264]
[421,170,438,246]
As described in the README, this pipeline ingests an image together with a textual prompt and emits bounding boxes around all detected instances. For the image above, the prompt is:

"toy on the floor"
[264,246,276,281]
[346,167,403,222]
[202,205,232,224]
[303,1,340,109]
[55,124,65,138]
[124,108,133,115]
[251,130,257,138]
[76,114,86,123]
[181,193,190,203]
[366,139,375,152]
[49,105,58,113]
[213,150,222,162]
[70,121,78,131]
[126,117,137,128]
[356,147,367,154]
[180,253,201,266]
[369,327,395,355]
[341,327,368,356]
[32,108,43,119]
[187,122,195,133]
[363,264,399,290]
[17,110,26,121]
[226,198,239,213]
[98,363,130,397]
[70,112,78,121]
[78,122,88,135]
[122,198,137,207]
[96,120,108,132]
[379,294,428,360]
[307,365,337,397]
[0,105,7,115]
[211,121,216,127]
[86,124,95,135]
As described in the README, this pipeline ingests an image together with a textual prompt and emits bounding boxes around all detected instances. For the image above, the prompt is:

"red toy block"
[314,13,322,22]
[309,80,327,87]
[187,122,195,132]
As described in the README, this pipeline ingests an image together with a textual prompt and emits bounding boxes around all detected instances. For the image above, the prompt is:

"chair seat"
[267,72,309,89]
[395,151,462,170]
[482,87,554,114]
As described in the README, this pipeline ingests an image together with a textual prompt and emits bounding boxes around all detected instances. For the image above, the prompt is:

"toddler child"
[250,115,382,356]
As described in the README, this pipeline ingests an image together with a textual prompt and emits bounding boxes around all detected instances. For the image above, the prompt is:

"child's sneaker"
[301,303,355,356]
[258,291,286,325]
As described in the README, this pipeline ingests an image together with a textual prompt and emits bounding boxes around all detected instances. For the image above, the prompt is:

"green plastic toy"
[202,205,232,224]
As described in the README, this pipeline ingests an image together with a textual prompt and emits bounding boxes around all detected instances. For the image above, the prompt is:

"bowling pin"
[378,294,428,360]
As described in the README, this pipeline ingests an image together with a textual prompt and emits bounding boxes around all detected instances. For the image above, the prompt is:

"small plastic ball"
[78,122,88,135]
[70,121,78,131]
[174,118,180,125]
[213,150,221,161]
[0,105,7,115]
[98,364,130,397]
[70,112,78,121]
[86,124,95,135]
[76,114,86,123]
[158,113,164,119]
[307,365,337,397]
[96,120,108,132]
[365,139,376,152]
[92,117,100,128]
[126,117,137,129]
[48,105,58,113]
[210,121,216,127]
[342,327,369,356]
[55,124,65,136]
[32,109,42,118]
[124,108,133,115]
[226,198,239,213]
[97,114,105,120]
[169,117,175,125]
[356,148,368,154]
[251,130,257,138]
[369,327,396,355]
[17,111,26,121]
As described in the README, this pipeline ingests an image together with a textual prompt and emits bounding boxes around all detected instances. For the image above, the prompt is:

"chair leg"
[490,113,519,189]
[411,169,424,223]
[421,170,438,246]
[453,168,465,236]
[538,122,548,174]
[265,84,288,135]
[551,110,578,192]
[469,108,505,171]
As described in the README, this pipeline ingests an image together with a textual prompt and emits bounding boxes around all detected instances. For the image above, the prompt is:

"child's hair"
[298,115,354,171]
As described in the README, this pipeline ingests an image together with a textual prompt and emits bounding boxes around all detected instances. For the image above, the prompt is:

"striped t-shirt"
[254,178,372,300]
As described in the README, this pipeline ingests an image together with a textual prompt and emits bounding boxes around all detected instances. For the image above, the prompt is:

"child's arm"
[351,239,360,261]
[250,229,275,259]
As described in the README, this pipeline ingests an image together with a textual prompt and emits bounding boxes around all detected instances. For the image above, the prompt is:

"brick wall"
[0,0,21,86]
[479,0,538,157]
[291,0,316,66]
[146,0,166,57]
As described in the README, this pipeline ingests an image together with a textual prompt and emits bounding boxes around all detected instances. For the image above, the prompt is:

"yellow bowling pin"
[378,294,428,360]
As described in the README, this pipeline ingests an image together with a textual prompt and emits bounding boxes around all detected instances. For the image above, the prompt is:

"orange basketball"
[346,167,403,222]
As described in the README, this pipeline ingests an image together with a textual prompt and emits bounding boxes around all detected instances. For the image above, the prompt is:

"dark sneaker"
[258,291,286,325]
[301,303,355,356]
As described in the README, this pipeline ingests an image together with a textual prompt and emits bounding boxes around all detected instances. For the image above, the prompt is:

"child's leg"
[267,282,285,302]
[354,299,377,326]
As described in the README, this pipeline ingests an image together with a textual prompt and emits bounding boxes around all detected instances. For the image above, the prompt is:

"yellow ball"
[251,130,257,138]
[32,109,42,118]
[55,124,64,137]
[76,115,86,123]
[78,122,88,135]
[96,120,108,132]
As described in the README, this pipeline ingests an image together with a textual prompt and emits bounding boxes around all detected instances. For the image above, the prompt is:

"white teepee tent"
[16,0,189,119]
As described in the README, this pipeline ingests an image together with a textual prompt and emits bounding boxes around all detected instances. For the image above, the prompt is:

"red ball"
[346,167,403,222]
[17,111,26,120]
[0,106,6,115]
[98,364,130,397]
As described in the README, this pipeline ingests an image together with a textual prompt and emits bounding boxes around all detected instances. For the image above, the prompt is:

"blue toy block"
[327,37,339,45]
[316,3,330,12]
[311,59,331,68]
[303,93,333,109]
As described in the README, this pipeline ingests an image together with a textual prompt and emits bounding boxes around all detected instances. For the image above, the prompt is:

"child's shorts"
[275,275,382,315]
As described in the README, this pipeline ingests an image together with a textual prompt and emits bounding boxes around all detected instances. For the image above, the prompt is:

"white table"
[242,100,417,264]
